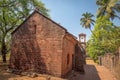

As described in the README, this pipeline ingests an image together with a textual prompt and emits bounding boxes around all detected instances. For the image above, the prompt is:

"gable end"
[12,10,68,34]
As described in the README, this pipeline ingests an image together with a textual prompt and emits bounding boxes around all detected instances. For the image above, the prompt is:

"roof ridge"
[12,10,68,34]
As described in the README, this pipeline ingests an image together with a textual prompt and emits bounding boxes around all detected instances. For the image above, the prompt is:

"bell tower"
[79,33,86,49]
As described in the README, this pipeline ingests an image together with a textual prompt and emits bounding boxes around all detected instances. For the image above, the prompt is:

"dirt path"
[67,60,117,80]
[0,60,117,80]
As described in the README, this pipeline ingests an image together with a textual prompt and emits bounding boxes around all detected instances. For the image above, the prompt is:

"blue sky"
[41,0,119,41]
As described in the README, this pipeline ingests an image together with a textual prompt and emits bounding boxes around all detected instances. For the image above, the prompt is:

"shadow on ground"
[0,61,101,80]
[0,72,20,80]
[66,64,101,80]
[0,63,19,80]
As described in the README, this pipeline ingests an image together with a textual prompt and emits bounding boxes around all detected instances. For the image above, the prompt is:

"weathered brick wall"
[74,42,85,73]
[61,34,76,76]
[35,13,66,77]
[10,14,43,72]
[10,11,85,77]
[10,12,66,77]
[61,35,85,76]
[10,39,48,72]
[101,47,120,79]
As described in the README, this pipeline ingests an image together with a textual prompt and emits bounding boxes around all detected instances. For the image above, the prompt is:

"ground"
[66,60,117,80]
[0,60,117,80]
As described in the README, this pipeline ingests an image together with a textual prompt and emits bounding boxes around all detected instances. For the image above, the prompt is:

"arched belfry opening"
[79,33,86,50]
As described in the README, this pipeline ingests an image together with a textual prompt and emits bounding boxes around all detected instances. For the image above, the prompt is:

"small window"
[28,24,36,34]
[34,25,36,34]
[67,54,70,65]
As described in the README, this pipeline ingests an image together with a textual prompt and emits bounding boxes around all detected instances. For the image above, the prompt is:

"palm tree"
[96,0,120,20]
[80,12,96,37]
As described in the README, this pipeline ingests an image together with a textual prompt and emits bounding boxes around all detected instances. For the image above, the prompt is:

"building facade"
[9,10,85,77]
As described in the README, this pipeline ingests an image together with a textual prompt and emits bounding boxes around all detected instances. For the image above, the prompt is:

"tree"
[96,0,120,20]
[87,16,120,62]
[80,12,96,37]
[0,0,49,63]
[86,0,120,62]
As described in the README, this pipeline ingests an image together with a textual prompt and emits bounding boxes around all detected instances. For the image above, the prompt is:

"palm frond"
[96,0,120,20]
[80,12,95,29]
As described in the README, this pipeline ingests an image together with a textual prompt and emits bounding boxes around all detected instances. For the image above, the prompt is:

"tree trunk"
[2,53,6,63]
[1,40,7,63]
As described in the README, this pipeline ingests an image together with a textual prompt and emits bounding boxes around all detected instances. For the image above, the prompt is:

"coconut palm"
[80,12,96,37]
[96,0,120,20]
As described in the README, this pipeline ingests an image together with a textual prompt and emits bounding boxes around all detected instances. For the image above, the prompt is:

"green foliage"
[87,16,120,61]
[80,12,95,29]
[80,12,96,37]
[96,0,120,20]
[86,0,120,62]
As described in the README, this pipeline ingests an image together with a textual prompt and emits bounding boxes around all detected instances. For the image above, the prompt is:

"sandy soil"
[0,60,117,80]
[67,60,117,80]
